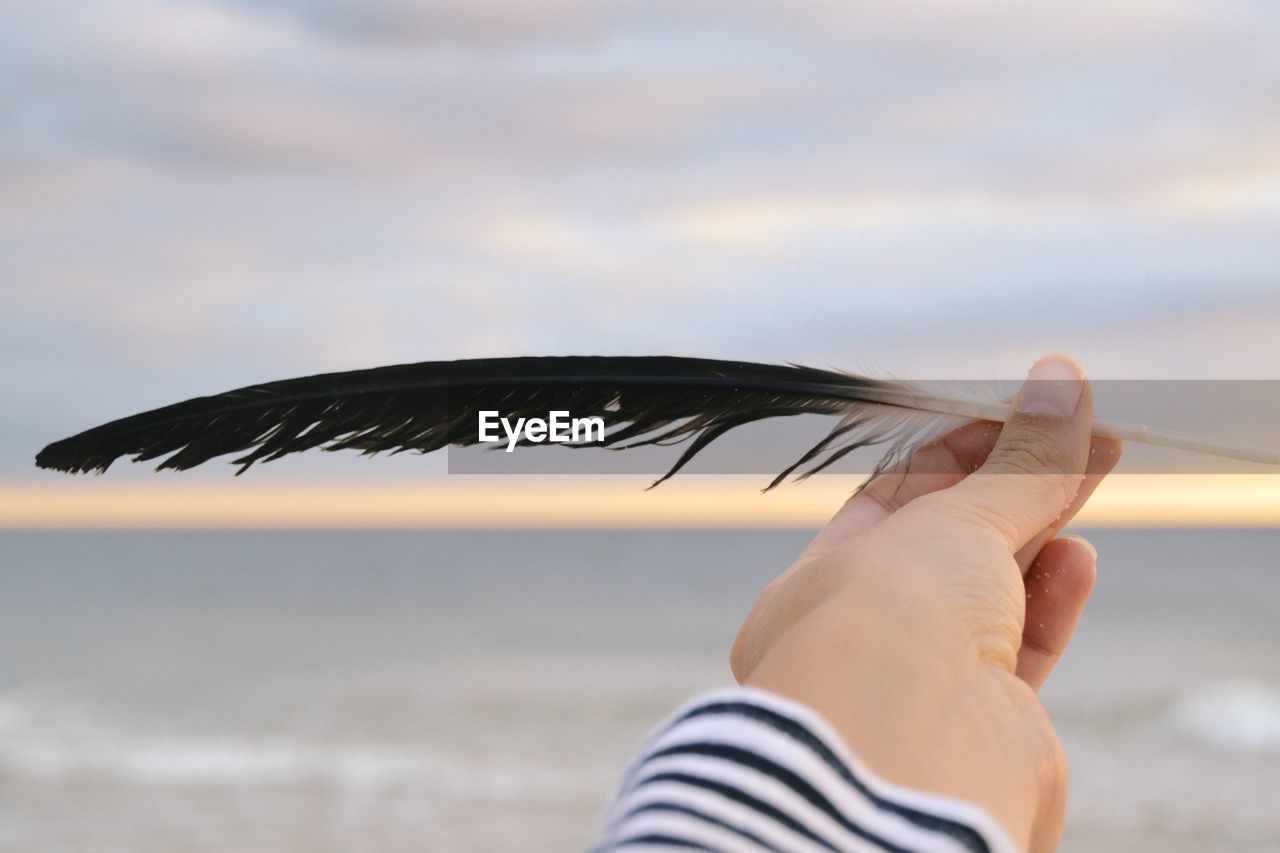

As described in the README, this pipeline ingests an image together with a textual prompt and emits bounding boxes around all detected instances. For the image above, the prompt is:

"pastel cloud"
[3,0,1279,480]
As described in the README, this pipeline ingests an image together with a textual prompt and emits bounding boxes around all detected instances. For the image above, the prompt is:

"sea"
[1,529,1277,852]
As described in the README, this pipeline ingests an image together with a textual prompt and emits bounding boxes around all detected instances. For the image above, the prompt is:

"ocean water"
[0,529,1277,852]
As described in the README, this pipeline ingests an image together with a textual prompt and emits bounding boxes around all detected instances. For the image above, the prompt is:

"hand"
[730,354,1121,851]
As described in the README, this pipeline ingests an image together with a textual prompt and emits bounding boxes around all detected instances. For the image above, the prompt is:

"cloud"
[3,0,1280,479]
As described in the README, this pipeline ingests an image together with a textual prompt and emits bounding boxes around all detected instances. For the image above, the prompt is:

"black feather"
[34,356,954,488]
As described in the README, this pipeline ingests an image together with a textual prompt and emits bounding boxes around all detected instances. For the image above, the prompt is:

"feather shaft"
[850,386,1280,465]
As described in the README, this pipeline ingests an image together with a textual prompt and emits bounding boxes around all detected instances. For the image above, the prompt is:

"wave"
[0,694,582,796]
[1169,680,1280,752]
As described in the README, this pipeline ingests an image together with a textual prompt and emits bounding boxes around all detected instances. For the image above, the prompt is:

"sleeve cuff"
[597,685,1020,853]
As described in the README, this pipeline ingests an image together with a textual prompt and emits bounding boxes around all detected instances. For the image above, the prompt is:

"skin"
[730,354,1122,851]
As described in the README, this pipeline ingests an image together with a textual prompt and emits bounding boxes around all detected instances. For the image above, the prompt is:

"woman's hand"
[730,354,1121,851]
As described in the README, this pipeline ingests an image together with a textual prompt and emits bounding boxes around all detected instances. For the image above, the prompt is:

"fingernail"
[1019,354,1083,417]
[1063,534,1098,561]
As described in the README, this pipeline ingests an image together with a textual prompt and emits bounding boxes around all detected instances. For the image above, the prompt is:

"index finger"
[800,419,1004,559]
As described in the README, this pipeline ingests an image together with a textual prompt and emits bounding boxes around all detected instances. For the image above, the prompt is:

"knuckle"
[987,441,1079,508]
[916,491,1023,547]
[992,426,1066,475]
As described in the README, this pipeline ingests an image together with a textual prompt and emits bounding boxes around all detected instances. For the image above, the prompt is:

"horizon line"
[2,475,1279,530]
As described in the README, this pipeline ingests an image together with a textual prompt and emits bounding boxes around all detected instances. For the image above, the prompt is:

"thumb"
[934,354,1093,552]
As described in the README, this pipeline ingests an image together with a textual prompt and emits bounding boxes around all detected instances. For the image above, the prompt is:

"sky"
[2,0,1278,521]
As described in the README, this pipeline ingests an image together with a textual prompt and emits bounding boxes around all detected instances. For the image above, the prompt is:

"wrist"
[742,598,1046,848]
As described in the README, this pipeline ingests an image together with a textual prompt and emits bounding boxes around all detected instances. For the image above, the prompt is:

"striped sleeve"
[594,686,1018,853]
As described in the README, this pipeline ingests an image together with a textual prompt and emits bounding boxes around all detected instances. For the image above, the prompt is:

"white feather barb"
[857,386,1280,466]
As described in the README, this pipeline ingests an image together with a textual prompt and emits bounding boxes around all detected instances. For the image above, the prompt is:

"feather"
[33,355,1280,486]
[34,356,976,487]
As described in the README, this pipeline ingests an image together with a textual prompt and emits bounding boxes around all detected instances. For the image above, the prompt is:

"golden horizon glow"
[2,475,1279,530]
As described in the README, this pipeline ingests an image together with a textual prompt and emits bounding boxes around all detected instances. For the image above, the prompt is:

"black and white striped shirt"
[596,687,1016,853]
